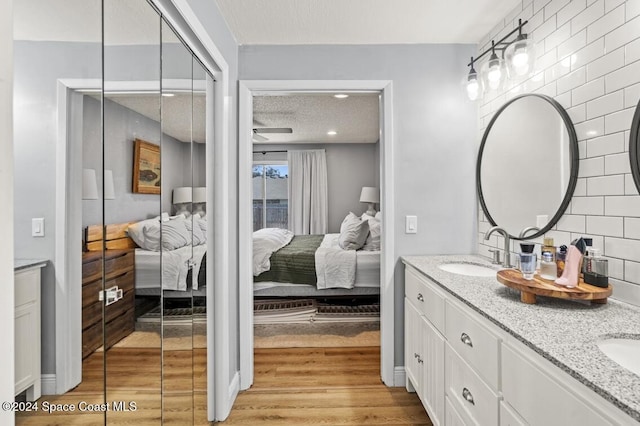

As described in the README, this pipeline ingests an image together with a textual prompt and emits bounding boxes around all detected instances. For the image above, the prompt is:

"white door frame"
[238,80,395,389]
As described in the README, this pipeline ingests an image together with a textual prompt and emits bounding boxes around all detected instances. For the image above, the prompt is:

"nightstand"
[82,249,135,358]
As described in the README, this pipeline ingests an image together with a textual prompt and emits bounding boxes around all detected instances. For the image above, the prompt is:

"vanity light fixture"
[333,94,349,99]
[327,130,337,136]
[464,19,533,101]
[162,93,175,97]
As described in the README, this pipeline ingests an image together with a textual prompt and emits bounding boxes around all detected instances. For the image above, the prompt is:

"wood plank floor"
[16,346,430,425]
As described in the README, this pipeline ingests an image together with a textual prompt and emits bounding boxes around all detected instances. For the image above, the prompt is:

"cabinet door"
[445,396,467,426]
[405,298,423,394]
[420,315,445,426]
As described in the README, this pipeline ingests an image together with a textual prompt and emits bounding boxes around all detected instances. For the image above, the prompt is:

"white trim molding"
[238,80,395,389]
[394,366,406,388]
[40,374,57,396]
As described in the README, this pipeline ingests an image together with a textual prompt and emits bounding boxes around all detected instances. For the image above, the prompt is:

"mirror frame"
[630,99,640,194]
[476,93,579,240]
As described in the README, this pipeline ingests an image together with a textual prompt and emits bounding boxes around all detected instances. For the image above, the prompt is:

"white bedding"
[316,233,356,289]
[135,243,206,291]
[253,233,380,291]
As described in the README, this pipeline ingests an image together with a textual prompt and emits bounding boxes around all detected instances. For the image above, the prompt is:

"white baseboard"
[41,374,56,395]
[394,366,406,387]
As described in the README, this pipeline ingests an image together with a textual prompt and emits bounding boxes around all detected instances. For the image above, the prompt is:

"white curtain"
[287,149,328,235]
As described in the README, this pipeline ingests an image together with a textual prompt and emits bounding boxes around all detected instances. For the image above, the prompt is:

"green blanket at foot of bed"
[254,234,324,285]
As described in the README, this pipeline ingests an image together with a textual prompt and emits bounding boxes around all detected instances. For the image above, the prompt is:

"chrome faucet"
[484,226,513,268]
[518,226,540,239]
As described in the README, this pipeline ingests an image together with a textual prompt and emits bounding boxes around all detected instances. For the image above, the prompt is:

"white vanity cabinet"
[14,261,45,401]
[405,266,445,426]
[403,261,639,426]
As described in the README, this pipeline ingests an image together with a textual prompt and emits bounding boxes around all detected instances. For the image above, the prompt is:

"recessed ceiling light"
[327,130,337,136]
[162,93,175,97]
[333,94,349,99]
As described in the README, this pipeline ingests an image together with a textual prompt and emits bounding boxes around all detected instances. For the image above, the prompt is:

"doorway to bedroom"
[239,80,395,391]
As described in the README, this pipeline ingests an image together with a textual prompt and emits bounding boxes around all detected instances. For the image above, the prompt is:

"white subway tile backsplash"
[586,47,625,80]
[625,217,640,239]
[627,37,640,64]
[536,81,558,96]
[545,0,571,18]
[605,195,640,215]
[567,103,587,122]
[605,152,632,174]
[579,140,587,158]
[574,116,605,139]
[586,132,625,156]
[627,0,640,20]
[587,3,625,43]
[585,90,623,118]
[604,107,635,133]
[626,174,640,195]
[572,77,605,104]
[587,215,624,235]
[587,174,625,194]
[579,156,605,176]
[624,83,640,108]
[605,0,625,13]
[545,229,574,244]
[558,0,588,26]
[572,37,605,69]
[557,214,586,232]
[546,22,572,51]
[537,15,559,42]
[605,15,640,53]
[605,60,640,93]
[535,0,554,13]
[572,196,604,214]
[555,90,572,106]
[557,67,587,93]
[606,256,624,279]
[558,29,588,60]
[626,261,640,285]
[571,0,605,34]
[605,236,640,262]
[575,177,587,195]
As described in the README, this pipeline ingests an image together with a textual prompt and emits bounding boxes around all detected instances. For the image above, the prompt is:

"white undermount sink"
[438,262,498,277]
[596,338,640,377]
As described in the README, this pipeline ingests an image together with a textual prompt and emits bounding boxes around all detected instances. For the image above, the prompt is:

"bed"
[87,215,207,298]
[252,212,381,297]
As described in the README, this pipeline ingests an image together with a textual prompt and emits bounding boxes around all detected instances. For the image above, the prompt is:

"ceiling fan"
[252,127,293,142]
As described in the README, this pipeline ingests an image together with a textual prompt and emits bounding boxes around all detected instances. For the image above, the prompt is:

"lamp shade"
[83,169,98,200]
[359,186,379,203]
[172,187,192,204]
[104,169,115,200]
[193,187,206,203]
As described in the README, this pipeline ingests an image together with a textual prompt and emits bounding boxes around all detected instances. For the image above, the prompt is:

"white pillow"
[361,213,381,251]
[253,228,294,276]
[184,217,206,245]
[160,218,191,250]
[375,211,382,220]
[338,214,370,250]
[128,216,161,251]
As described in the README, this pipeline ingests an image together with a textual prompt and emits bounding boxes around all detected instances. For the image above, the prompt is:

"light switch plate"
[32,218,44,237]
[406,215,417,234]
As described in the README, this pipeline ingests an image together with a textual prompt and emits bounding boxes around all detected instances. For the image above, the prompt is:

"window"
[252,163,288,230]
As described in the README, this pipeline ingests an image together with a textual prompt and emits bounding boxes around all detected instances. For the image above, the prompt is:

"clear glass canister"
[540,251,557,280]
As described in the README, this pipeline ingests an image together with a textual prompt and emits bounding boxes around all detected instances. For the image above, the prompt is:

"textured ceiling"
[215,0,520,45]
[107,93,206,143]
[253,93,379,144]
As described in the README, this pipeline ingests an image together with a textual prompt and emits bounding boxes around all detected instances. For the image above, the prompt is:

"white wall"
[478,0,640,305]
[0,0,14,423]
[239,44,479,366]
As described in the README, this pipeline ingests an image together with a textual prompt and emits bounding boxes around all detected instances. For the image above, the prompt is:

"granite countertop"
[402,254,640,423]
[14,259,48,271]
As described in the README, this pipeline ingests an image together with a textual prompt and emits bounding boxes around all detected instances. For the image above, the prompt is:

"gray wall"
[240,44,478,367]
[254,143,379,233]
[83,95,195,228]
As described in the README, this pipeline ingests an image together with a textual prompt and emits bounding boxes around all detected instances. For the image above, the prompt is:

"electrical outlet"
[32,218,44,237]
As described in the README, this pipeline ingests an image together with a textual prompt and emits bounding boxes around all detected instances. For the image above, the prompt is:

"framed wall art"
[133,138,160,194]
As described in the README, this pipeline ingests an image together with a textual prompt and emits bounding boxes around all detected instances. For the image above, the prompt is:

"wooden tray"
[496,269,612,305]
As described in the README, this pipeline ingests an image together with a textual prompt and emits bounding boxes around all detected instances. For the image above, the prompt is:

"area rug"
[254,322,380,348]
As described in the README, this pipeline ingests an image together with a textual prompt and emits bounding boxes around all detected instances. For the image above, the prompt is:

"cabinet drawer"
[445,300,500,390]
[105,251,134,279]
[445,343,499,426]
[502,344,614,426]
[445,396,467,426]
[405,266,445,333]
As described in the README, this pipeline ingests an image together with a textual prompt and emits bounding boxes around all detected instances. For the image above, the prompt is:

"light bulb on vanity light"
[462,57,483,101]
[487,53,503,89]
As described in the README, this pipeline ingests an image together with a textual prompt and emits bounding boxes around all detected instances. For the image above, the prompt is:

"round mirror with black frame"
[477,94,579,240]
[630,99,640,194]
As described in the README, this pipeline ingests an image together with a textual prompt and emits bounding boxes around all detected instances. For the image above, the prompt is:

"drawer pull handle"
[414,352,419,359]
[460,332,473,347]
[417,293,424,302]
[417,356,423,364]
[462,387,475,405]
